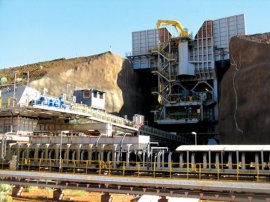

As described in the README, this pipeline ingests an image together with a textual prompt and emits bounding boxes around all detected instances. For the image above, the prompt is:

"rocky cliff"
[219,33,270,144]
[0,52,144,117]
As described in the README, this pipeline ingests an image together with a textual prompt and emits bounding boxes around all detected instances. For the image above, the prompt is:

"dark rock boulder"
[219,33,270,144]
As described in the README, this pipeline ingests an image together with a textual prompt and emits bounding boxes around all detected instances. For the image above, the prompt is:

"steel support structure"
[0,170,269,202]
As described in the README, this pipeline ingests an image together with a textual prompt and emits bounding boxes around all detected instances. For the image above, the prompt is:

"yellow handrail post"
[217,163,220,181]
[122,161,125,176]
[137,162,140,177]
[99,160,101,176]
[154,161,156,178]
[61,159,63,173]
[236,163,239,181]
[73,160,76,174]
[169,162,172,178]
[49,159,52,172]
[39,159,42,172]
[7,97,10,108]
[186,163,189,179]
[21,158,24,170]
[28,159,30,171]
[256,163,259,180]
[20,159,23,170]
[13,99,16,107]
[108,161,111,177]
[86,160,88,174]
[199,163,201,180]
[58,159,61,173]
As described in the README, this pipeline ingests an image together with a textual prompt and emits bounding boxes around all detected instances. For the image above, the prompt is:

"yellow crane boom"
[157,19,189,37]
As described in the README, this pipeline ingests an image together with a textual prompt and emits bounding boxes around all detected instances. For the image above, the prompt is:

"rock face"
[219,33,270,144]
[0,52,144,117]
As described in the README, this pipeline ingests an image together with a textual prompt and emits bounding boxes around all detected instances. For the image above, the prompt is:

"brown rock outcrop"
[219,33,270,144]
[0,52,143,117]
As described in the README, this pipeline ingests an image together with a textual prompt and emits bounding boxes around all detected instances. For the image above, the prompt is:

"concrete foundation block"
[101,192,112,202]
[12,186,23,196]
[53,188,64,200]
[158,196,168,202]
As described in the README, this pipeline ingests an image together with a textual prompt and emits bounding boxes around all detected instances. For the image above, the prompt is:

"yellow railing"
[2,158,267,182]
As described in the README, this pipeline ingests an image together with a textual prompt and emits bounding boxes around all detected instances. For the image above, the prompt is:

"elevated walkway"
[30,104,190,145]
[0,102,190,145]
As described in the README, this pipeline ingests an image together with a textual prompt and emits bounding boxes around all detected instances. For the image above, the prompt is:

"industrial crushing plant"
[127,14,245,138]
[2,13,269,202]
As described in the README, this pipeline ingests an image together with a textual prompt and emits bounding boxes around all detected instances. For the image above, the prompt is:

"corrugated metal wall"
[189,14,246,78]
[132,28,170,56]
[213,14,246,61]
[190,20,214,79]
[131,28,171,69]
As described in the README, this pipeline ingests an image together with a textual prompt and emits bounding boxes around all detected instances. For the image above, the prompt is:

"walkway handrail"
[4,157,270,183]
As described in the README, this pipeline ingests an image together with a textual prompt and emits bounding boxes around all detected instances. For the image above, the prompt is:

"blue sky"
[0,0,269,68]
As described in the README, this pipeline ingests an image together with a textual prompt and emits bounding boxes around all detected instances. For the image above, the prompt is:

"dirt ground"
[11,187,135,202]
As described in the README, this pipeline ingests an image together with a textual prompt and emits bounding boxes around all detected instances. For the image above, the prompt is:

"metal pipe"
[150,147,168,155]
[146,142,159,163]
[119,133,127,161]
[59,131,69,171]
[191,132,197,145]
[2,132,13,159]
[94,134,107,161]
[95,134,106,146]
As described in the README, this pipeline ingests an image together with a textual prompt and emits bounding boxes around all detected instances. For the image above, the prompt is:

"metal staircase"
[151,39,178,106]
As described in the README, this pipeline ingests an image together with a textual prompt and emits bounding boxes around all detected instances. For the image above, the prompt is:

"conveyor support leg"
[158,196,168,202]
[101,192,112,202]
[12,185,23,196]
[53,188,64,200]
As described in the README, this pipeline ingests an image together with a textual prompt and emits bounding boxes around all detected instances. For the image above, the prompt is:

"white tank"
[178,41,195,76]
